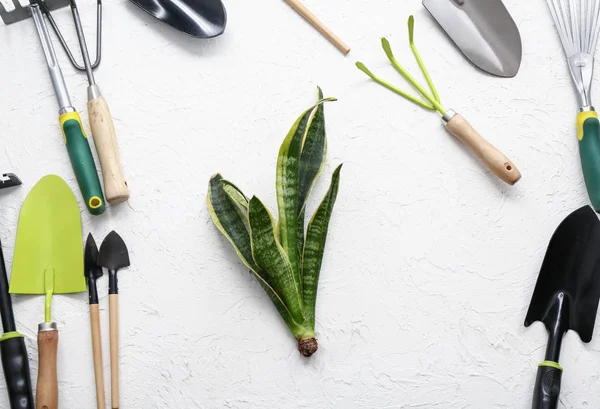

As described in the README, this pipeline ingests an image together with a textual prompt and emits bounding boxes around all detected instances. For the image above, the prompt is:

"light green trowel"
[10,174,86,409]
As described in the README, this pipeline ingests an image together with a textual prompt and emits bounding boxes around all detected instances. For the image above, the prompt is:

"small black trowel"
[525,206,600,409]
[98,231,130,409]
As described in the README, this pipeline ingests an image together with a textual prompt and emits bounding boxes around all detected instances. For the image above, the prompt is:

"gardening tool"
[0,174,23,189]
[42,0,130,205]
[129,0,226,38]
[545,0,600,212]
[356,16,521,185]
[9,175,86,409]
[284,0,350,55]
[525,206,600,409]
[42,0,101,71]
[85,233,105,409]
[0,175,34,409]
[98,231,129,409]
[0,0,106,215]
[422,0,522,77]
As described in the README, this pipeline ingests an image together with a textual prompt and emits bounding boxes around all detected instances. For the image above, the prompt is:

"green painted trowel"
[10,175,86,409]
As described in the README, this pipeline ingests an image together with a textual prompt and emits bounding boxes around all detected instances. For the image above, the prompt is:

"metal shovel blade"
[9,175,85,296]
[423,0,522,77]
[129,0,226,38]
[525,206,600,343]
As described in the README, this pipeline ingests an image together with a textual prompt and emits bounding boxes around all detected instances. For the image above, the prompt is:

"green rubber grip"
[60,112,105,215]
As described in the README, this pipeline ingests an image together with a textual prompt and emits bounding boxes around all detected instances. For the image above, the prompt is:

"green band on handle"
[60,113,105,215]
[578,113,600,212]
[0,331,23,342]
[538,360,563,371]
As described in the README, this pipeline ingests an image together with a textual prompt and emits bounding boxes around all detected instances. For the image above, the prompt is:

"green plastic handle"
[60,112,105,215]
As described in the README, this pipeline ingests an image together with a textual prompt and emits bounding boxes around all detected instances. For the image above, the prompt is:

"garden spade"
[524,205,600,409]
[9,175,86,409]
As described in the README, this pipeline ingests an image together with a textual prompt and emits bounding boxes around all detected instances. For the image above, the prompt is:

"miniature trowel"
[98,231,129,409]
[85,233,105,409]
[10,175,86,409]
[525,206,600,409]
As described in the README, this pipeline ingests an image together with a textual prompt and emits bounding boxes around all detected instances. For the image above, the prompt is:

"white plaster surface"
[0,0,598,407]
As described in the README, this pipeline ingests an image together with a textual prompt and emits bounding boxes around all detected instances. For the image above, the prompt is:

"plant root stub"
[298,338,318,357]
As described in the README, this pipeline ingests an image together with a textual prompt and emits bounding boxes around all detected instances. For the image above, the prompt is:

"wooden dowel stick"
[284,0,351,54]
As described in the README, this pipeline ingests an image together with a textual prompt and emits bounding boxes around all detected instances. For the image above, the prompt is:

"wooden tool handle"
[109,294,119,409]
[90,305,106,409]
[283,0,350,55]
[36,327,58,409]
[88,97,130,205]
[445,114,521,185]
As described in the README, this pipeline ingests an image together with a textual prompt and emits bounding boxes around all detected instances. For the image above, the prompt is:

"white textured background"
[0,0,598,407]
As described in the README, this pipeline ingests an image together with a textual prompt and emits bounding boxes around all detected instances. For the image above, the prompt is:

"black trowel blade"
[98,231,130,271]
[525,206,600,343]
[129,0,226,38]
[84,233,103,279]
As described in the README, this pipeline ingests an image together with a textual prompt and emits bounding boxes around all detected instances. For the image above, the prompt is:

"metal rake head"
[546,0,600,107]
[546,0,600,56]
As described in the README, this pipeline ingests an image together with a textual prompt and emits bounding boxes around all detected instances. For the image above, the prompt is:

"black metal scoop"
[97,231,129,408]
[129,0,226,38]
[525,205,600,409]
[85,233,103,305]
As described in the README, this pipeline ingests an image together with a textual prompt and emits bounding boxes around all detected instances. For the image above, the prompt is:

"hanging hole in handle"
[506,165,512,171]
[89,197,103,209]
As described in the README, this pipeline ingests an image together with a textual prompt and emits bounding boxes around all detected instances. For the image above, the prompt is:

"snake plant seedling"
[208,88,342,357]
[356,16,521,185]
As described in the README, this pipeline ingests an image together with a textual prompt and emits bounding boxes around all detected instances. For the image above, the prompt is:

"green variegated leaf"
[249,196,304,323]
[221,179,250,229]
[208,174,256,271]
[302,164,342,331]
[297,87,329,263]
[298,87,328,214]
[207,175,303,333]
[221,180,249,211]
[257,280,306,337]
[277,96,336,301]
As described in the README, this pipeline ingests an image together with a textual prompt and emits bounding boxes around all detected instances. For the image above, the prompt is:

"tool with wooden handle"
[0,0,106,215]
[9,175,87,409]
[283,0,350,55]
[45,0,129,205]
[85,234,106,409]
[356,16,521,185]
[98,231,130,409]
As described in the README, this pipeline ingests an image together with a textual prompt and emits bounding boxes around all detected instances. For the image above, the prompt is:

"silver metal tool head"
[546,0,600,108]
[0,0,69,24]
[423,0,522,77]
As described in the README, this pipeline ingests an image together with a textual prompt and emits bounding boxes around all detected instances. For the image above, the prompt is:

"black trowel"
[525,205,600,409]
